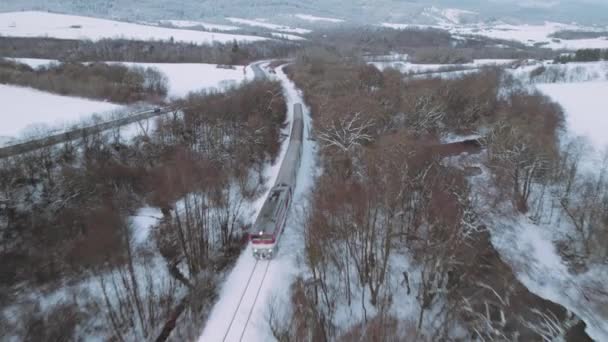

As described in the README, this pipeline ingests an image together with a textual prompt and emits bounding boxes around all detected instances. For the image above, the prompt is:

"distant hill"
[1,0,607,26]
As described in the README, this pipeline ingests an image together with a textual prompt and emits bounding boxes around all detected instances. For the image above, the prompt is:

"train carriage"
[251,104,304,259]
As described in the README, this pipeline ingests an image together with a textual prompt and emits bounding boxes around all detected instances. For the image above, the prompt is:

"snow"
[537,81,608,150]
[270,32,305,41]
[372,59,516,75]
[511,61,608,84]
[198,63,318,342]
[130,207,163,246]
[4,57,58,68]
[458,149,608,340]
[294,14,344,23]
[109,62,249,98]
[490,214,608,341]
[0,84,121,139]
[423,6,477,25]
[0,11,267,45]
[226,17,311,35]
[159,19,239,31]
[380,20,608,50]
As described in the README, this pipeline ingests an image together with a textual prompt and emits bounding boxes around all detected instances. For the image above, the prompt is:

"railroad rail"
[0,106,177,159]
[222,260,271,342]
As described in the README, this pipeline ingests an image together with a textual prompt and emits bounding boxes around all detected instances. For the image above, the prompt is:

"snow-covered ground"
[0,11,267,44]
[159,20,239,31]
[3,57,58,68]
[198,63,318,342]
[130,207,164,246]
[372,59,516,75]
[0,84,121,140]
[537,81,608,150]
[109,62,250,98]
[381,21,608,50]
[423,6,477,25]
[5,58,252,99]
[463,162,608,341]
[226,17,311,35]
[294,14,344,23]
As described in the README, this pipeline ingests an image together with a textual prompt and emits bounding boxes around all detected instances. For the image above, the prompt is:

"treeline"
[555,48,608,63]
[306,26,556,64]
[550,30,608,40]
[0,59,167,103]
[0,36,297,65]
[268,49,589,341]
[0,80,287,340]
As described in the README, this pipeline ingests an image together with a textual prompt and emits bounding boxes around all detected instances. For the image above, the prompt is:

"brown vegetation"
[277,47,587,341]
[0,36,297,65]
[0,80,287,340]
[0,59,167,103]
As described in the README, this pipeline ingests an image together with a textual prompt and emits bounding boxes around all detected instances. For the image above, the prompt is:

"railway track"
[222,260,271,342]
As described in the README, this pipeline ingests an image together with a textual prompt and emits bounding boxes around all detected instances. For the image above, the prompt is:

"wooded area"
[0,80,287,340]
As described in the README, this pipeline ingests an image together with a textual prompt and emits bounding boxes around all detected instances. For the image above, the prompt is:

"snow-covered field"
[226,17,311,35]
[295,14,344,23]
[537,82,608,150]
[381,21,608,50]
[372,59,516,75]
[0,11,267,44]
[4,57,58,68]
[6,58,252,99]
[110,62,250,98]
[0,84,121,141]
[198,63,318,342]
[159,19,239,31]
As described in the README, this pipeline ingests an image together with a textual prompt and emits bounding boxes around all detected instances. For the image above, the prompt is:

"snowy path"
[198,64,317,342]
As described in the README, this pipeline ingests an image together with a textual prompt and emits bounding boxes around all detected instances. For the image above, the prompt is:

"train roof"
[253,186,289,236]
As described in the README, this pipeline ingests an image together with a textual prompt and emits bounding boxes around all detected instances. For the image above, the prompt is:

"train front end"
[251,232,277,260]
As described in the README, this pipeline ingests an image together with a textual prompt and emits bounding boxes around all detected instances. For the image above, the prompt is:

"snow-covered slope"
[0,84,121,140]
[537,81,608,150]
[295,14,344,23]
[381,20,608,50]
[422,6,477,25]
[0,11,267,44]
[226,17,311,34]
[109,62,250,98]
[159,19,240,31]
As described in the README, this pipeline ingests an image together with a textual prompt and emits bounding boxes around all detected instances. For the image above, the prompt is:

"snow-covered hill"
[0,11,267,44]
[0,84,121,142]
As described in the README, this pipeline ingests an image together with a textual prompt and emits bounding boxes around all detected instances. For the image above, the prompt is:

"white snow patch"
[423,6,477,25]
[226,17,311,35]
[109,62,249,98]
[130,207,164,246]
[0,84,121,139]
[537,81,608,150]
[294,14,344,23]
[0,11,267,45]
[381,20,608,50]
[159,19,240,31]
[372,59,516,75]
[4,57,59,68]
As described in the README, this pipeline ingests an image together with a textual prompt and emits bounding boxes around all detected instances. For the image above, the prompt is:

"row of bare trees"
[0,59,168,103]
[0,36,297,65]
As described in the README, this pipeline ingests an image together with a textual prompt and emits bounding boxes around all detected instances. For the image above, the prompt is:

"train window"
[251,234,275,244]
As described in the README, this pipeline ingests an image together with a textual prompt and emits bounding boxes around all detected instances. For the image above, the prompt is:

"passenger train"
[250,103,304,259]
